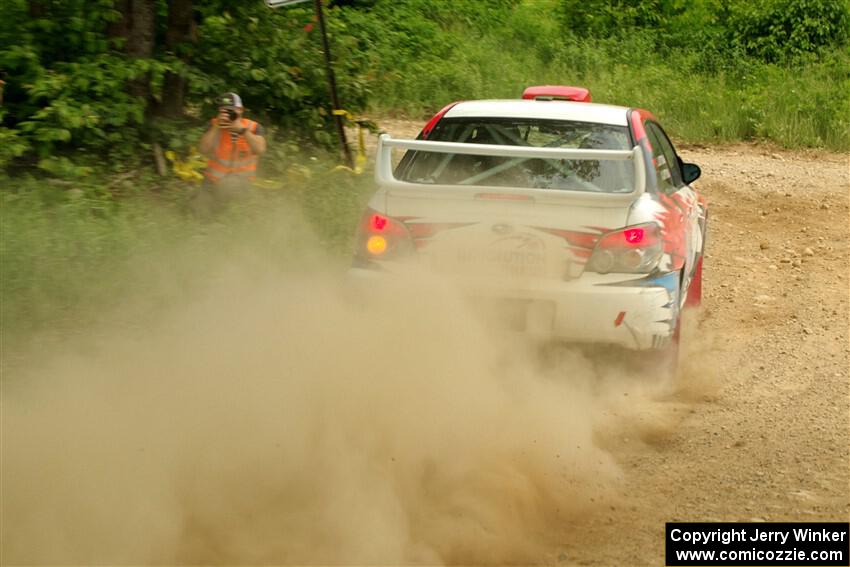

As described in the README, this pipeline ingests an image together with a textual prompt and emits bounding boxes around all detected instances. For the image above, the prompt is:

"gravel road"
[563,142,849,565]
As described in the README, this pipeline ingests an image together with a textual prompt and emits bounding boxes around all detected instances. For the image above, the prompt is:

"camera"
[226,109,238,121]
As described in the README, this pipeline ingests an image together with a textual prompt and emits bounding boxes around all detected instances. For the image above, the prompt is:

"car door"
[644,122,702,294]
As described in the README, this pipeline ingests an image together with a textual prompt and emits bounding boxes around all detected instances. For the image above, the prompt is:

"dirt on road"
[2,123,848,565]
[563,141,850,565]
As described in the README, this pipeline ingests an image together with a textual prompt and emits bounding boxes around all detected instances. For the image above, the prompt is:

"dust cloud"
[1,208,705,565]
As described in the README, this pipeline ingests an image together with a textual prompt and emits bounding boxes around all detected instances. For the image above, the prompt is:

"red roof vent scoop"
[522,85,591,102]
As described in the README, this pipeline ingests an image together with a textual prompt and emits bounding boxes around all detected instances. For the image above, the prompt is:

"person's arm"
[200,111,229,157]
[199,123,219,157]
[242,125,266,155]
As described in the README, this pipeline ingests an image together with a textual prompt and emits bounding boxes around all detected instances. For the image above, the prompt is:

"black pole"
[313,0,353,168]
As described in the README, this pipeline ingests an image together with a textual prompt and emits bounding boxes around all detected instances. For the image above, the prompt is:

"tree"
[158,0,196,118]
[110,0,156,100]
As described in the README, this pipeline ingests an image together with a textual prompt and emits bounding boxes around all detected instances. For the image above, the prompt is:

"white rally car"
[351,86,707,357]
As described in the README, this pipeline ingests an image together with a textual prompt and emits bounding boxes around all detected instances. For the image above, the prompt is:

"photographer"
[195,92,266,213]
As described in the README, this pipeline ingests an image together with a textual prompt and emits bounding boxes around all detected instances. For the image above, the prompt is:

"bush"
[559,0,680,37]
[727,0,850,63]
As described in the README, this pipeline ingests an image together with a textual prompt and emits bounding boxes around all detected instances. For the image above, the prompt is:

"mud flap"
[685,255,703,308]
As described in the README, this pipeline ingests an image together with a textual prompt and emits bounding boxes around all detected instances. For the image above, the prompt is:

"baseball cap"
[216,92,243,108]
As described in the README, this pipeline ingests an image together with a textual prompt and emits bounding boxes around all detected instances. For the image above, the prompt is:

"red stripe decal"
[614,311,626,327]
[533,227,602,250]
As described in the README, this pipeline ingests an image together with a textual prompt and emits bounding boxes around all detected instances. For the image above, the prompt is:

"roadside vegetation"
[2,0,849,345]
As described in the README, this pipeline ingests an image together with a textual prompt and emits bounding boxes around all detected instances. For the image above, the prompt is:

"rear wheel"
[642,255,702,380]
[660,257,703,381]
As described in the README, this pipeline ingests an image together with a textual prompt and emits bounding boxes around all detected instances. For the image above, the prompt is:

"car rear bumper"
[348,266,679,350]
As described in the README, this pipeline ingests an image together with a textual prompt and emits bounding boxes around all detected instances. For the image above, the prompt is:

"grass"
[0,163,376,350]
[362,0,850,151]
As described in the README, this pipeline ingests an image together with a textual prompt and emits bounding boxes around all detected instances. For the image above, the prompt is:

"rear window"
[397,118,635,193]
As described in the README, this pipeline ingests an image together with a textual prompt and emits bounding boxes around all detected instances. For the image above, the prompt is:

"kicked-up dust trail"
[3,227,663,564]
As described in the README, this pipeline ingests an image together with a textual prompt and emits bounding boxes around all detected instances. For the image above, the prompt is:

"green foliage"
[559,0,681,36]
[15,55,153,154]
[361,0,849,149]
[557,0,850,65]
[1,177,145,338]
[727,0,850,63]
[0,111,31,169]
[0,0,187,166]
[190,3,375,139]
[1,0,849,180]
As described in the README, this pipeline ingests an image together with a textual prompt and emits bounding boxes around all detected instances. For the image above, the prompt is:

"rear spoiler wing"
[375,134,646,203]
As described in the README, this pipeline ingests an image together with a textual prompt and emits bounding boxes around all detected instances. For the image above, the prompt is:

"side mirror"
[681,162,701,185]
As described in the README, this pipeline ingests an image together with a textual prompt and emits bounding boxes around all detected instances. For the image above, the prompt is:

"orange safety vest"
[204,118,261,184]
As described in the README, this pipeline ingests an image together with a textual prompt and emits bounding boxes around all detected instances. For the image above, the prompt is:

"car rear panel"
[384,189,630,281]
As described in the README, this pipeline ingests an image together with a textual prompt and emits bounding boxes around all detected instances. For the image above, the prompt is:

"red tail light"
[355,208,414,260]
[365,211,407,236]
[623,228,644,244]
[587,223,662,274]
